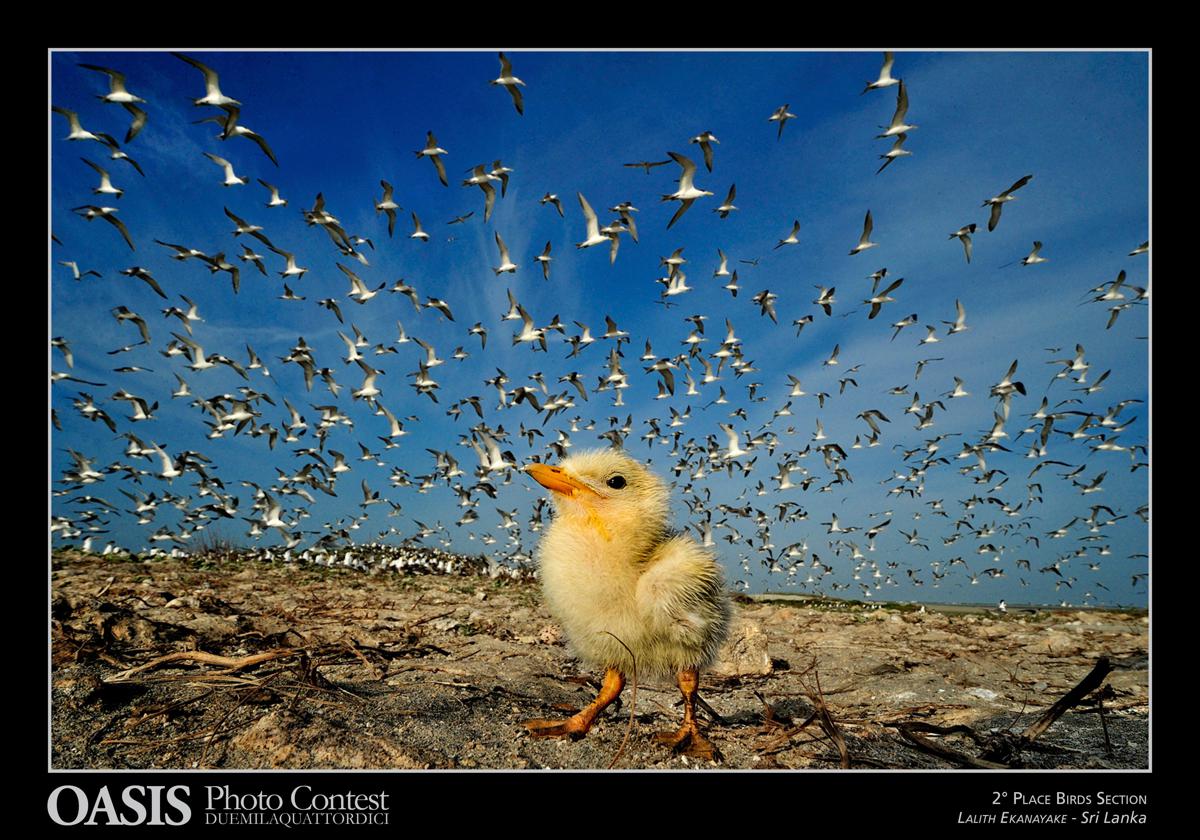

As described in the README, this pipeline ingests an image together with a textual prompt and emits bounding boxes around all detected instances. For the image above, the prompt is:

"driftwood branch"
[980,656,1114,764]
[106,648,300,682]
[1021,657,1113,743]
[898,720,990,747]
[897,726,1010,769]
[892,657,1116,768]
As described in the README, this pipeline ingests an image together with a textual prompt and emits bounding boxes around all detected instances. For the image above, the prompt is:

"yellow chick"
[523,448,731,759]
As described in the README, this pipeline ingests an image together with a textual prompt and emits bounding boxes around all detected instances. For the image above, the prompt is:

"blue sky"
[50,50,1149,606]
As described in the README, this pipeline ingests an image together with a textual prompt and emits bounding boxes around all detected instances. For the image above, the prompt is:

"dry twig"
[107,648,300,682]
[896,725,1009,769]
[601,631,638,770]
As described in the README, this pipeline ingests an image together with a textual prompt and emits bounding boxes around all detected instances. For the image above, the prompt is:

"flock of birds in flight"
[51,51,1149,605]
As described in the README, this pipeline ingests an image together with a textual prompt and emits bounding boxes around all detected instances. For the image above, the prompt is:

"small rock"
[537,624,563,645]
[1026,631,1082,656]
[710,619,773,677]
[230,712,294,766]
[56,674,106,708]
[966,687,999,701]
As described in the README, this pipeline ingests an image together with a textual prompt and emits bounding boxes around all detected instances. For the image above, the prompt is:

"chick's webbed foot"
[654,721,722,761]
[655,666,722,761]
[523,713,592,740]
[523,667,625,741]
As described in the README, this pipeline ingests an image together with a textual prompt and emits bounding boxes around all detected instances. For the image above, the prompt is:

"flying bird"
[877,80,917,138]
[889,313,919,341]
[1021,241,1048,266]
[410,211,430,242]
[266,244,307,278]
[768,104,796,140]
[535,241,553,280]
[339,263,385,304]
[775,220,801,250]
[415,131,449,187]
[949,224,976,264]
[463,164,500,222]
[493,231,518,275]
[489,160,513,197]
[60,261,101,281]
[814,286,837,316]
[610,201,639,243]
[72,205,134,250]
[743,287,777,325]
[661,152,714,229]
[713,184,737,218]
[624,159,672,174]
[713,249,731,277]
[862,51,900,94]
[942,299,969,335]
[80,158,123,199]
[257,179,287,207]
[491,52,525,115]
[193,106,279,165]
[876,133,911,174]
[52,106,119,148]
[77,63,147,142]
[848,210,877,255]
[111,306,151,344]
[864,277,903,319]
[120,266,167,298]
[172,52,241,108]
[576,193,610,250]
[376,180,401,236]
[690,130,719,172]
[724,270,740,298]
[202,152,248,186]
[540,193,564,217]
[983,175,1033,232]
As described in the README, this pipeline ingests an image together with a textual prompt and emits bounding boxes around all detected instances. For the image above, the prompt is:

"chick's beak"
[525,463,597,498]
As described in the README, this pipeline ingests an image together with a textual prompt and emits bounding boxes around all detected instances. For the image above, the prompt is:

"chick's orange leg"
[654,667,721,761]
[524,667,625,740]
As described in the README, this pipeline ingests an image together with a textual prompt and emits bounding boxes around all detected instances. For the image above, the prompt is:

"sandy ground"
[51,550,1148,770]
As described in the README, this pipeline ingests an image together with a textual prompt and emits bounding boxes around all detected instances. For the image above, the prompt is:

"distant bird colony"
[51,50,1149,607]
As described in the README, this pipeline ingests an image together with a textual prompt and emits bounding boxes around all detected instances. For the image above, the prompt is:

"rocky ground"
[51,550,1149,770]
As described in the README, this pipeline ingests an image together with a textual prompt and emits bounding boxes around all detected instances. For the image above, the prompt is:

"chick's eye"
[606,475,627,490]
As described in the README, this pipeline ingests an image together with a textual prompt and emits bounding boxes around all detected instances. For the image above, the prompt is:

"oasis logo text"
[47,785,192,826]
